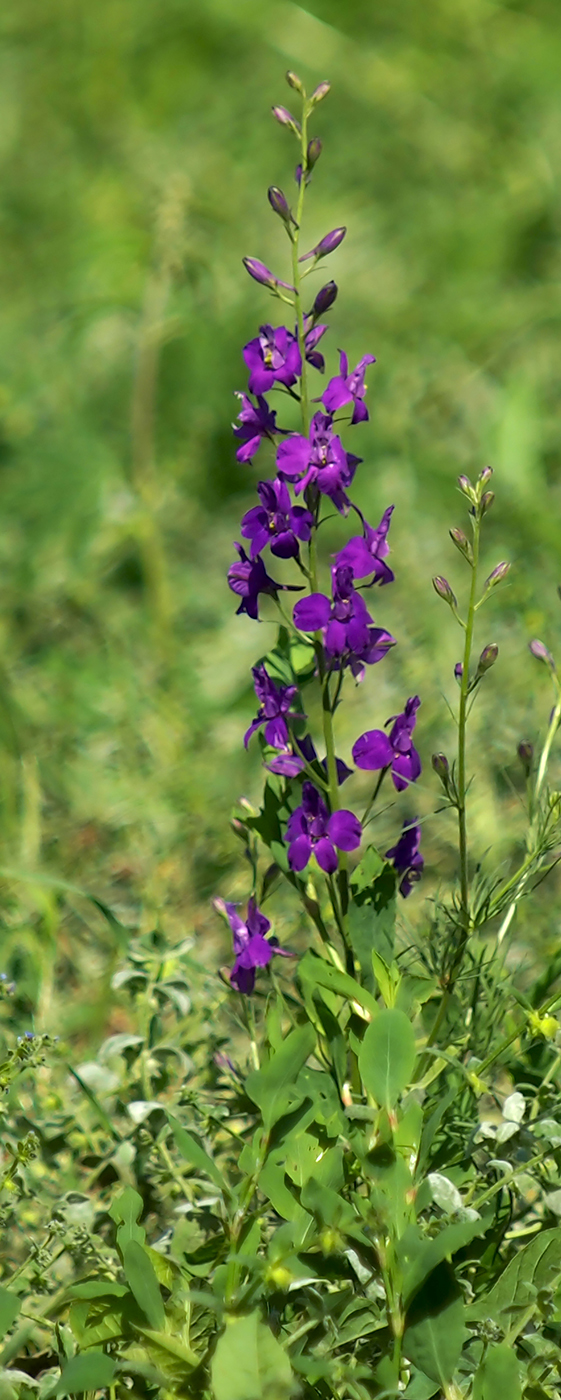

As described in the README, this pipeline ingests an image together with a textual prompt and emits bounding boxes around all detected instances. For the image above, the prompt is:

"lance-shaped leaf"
[211,1310,295,1400]
[467,1226,561,1331]
[167,1114,230,1195]
[401,1215,490,1307]
[245,1023,316,1130]
[403,1264,465,1387]
[123,1240,166,1331]
[358,1007,415,1109]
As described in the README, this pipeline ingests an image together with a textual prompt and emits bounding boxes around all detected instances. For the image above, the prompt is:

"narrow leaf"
[167,1114,229,1194]
[123,1240,166,1331]
[245,1023,316,1130]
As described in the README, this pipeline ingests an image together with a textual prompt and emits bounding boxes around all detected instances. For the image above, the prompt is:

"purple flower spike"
[353,696,421,793]
[385,821,424,898]
[216,897,292,994]
[232,393,278,464]
[277,411,361,513]
[335,505,395,584]
[243,258,295,293]
[243,325,302,397]
[228,543,302,621]
[293,564,395,680]
[286,781,361,873]
[244,663,302,749]
[299,227,347,263]
[241,479,313,560]
[323,351,376,424]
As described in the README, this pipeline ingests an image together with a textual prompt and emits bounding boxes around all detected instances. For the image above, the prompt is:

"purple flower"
[299,228,347,263]
[335,506,394,584]
[244,663,302,749]
[228,543,301,621]
[232,393,278,464]
[243,325,301,397]
[323,351,376,424]
[276,411,361,513]
[352,696,421,793]
[243,258,294,292]
[293,564,395,679]
[309,281,338,318]
[385,821,424,898]
[266,733,352,782]
[303,321,328,372]
[241,479,313,559]
[216,897,292,994]
[286,781,361,873]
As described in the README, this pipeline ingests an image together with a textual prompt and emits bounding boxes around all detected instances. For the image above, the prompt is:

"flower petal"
[352,729,394,771]
[328,809,362,852]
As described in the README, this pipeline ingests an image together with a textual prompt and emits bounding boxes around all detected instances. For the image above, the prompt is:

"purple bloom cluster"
[219,80,424,993]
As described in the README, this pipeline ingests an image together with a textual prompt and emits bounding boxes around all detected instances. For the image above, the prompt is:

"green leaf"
[123,1239,166,1331]
[167,1114,229,1195]
[358,1008,416,1109]
[298,950,378,1019]
[56,1351,116,1394]
[0,1291,20,1343]
[349,846,396,972]
[211,1311,295,1400]
[66,1282,129,1301]
[467,1227,561,1327]
[473,1342,522,1400]
[402,1216,489,1307]
[136,1327,200,1374]
[403,1265,465,1386]
[109,1185,145,1247]
[245,1023,316,1130]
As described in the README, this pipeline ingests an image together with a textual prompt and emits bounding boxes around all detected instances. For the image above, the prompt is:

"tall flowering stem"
[457,507,481,938]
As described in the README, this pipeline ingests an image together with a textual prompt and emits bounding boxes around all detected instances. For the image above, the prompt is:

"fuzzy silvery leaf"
[427,1172,464,1215]
[502,1091,525,1123]
[127,1100,164,1124]
[495,1120,520,1143]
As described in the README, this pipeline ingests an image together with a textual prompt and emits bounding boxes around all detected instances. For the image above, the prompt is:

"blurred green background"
[1,0,561,1035]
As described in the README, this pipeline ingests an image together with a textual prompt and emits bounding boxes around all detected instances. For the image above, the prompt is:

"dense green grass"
[1,0,561,1039]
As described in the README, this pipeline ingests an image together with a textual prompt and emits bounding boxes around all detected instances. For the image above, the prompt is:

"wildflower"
[228,544,301,621]
[272,105,301,134]
[268,186,295,227]
[309,281,338,318]
[303,320,328,372]
[322,350,376,424]
[242,258,294,292]
[276,411,361,513]
[266,733,352,782]
[293,564,395,679]
[299,227,346,262]
[244,663,302,749]
[243,325,302,397]
[232,393,278,464]
[215,898,292,994]
[241,479,313,559]
[352,697,421,792]
[385,821,424,897]
[286,781,361,873]
[335,505,394,584]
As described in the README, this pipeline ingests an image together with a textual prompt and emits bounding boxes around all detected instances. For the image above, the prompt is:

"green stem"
[457,515,481,936]
[496,684,561,945]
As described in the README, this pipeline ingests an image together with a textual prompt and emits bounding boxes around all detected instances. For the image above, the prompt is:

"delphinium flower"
[286,781,361,873]
[352,696,422,791]
[227,544,302,620]
[323,350,376,423]
[243,325,301,395]
[293,564,395,679]
[276,411,361,513]
[244,664,303,749]
[215,898,292,993]
[240,479,313,559]
[335,505,394,584]
[232,393,279,464]
[385,821,424,897]
[266,733,352,782]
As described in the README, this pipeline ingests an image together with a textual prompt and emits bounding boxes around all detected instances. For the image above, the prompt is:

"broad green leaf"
[473,1342,522,1400]
[123,1239,166,1331]
[109,1185,145,1247]
[245,1024,316,1130]
[136,1327,200,1373]
[298,950,378,1018]
[56,1351,116,1394]
[66,1282,128,1301]
[259,1157,310,1225]
[402,1216,489,1306]
[211,1310,294,1400]
[403,1368,440,1398]
[358,1008,415,1109]
[167,1115,229,1195]
[0,1291,20,1343]
[403,1265,465,1386]
[349,847,396,972]
[468,1228,561,1327]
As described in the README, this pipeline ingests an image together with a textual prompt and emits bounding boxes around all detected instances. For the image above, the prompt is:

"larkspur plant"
[4,72,561,1400]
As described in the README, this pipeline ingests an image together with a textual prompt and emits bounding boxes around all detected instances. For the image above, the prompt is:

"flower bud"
[432,752,450,782]
[307,136,322,169]
[267,186,294,226]
[517,740,533,775]
[484,561,510,590]
[478,465,493,484]
[529,638,555,667]
[299,226,346,263]
[311,281,338,317]
[272,105,301,135]
[458,474,474,496]
[285,70,304,93]
[449,526,472,562]
[310,80,331,105]
[478,642,498,673]
[480,490,495,514]
[432,575,457,608]
[454,662,463,681]
[242,257,294,293]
